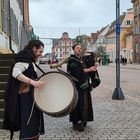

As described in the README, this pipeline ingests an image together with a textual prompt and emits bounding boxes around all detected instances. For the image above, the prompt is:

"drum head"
[34,71,77,117]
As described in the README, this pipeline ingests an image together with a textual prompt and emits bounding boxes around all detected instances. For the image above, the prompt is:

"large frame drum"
[34,71,78,117]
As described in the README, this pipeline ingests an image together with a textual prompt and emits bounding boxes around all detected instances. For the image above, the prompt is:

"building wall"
[23,0,30,32]
[0,34,11,53]
[105,32,116,62]
[10,0,22,53]
[0,0,30,54]
[0,0,20,53]
[0,0,2,33]
[0,0,9,53]
[131,0,140,63]
[121,8,134,63]
[105,8,134,63]
[125,34,134,63]
[52,32,75,61]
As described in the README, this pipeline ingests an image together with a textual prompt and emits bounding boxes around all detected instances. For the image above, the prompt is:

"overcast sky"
[29,0,133,53]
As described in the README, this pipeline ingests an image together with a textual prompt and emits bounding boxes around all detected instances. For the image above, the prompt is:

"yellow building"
[105,8,134,63]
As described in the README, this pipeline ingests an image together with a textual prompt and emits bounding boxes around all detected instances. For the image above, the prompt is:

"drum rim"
[34,70,78,117]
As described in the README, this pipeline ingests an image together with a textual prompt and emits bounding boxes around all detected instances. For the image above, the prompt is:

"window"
[126,36,131,45]
[126,20,131,26]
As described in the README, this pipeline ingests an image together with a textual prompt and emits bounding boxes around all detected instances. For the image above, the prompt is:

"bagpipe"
[50,52,101,89]
[82,52,101,89]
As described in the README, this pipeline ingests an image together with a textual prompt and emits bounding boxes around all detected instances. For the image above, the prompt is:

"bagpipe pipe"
[50,58,69,68]
[82,52,101,89]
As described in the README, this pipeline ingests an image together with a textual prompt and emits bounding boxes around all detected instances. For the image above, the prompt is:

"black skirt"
[19,91,44,139]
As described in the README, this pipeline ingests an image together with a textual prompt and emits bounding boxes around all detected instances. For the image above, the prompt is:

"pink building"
[52,32,75,60]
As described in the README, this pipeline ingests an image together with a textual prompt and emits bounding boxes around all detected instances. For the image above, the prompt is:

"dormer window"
[126,20,131,25]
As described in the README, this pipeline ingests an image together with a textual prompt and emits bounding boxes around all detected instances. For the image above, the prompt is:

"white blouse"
[12,62,37,78]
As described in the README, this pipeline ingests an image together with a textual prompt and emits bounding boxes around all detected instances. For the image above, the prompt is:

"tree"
[75,35,90,53]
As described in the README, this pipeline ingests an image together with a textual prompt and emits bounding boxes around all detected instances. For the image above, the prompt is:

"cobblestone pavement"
[0,64,140,140]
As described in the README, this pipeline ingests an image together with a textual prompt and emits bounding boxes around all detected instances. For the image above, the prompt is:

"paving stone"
[1,65,140,140]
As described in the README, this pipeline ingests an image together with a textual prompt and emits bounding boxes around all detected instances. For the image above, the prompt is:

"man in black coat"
[67,44,97,131]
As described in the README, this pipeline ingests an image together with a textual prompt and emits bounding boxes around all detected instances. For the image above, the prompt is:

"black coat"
[67,55,93,123]
[3,50,44,139]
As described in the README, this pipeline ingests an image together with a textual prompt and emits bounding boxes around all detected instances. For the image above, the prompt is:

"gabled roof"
[105,15,125,36]
[97,25,110,37]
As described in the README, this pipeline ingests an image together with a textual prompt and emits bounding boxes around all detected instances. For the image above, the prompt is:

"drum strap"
[34,63,45,74]
[27,100,36,125]
[58,69,78,82]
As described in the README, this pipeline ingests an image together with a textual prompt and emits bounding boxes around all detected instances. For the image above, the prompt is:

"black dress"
[67,55,93,124]
[3,50,44,139]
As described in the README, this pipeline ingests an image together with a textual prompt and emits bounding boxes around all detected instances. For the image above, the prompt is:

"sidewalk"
[105,63,140,70]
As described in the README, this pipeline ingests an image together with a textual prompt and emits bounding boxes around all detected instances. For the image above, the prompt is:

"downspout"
[8,0,14,53]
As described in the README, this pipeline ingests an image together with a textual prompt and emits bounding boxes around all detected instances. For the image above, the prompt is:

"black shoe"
[76,122,84,131]
[73,124,77,130]
[83,122,87,127]
[72,122,78,130]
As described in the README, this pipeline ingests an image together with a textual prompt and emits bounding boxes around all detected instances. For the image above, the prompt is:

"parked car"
[39,58,48,64]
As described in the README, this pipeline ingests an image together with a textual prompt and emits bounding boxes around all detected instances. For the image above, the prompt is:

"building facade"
[0,0,30,54]
[120,8,134,63]
[94,25,110,56]
[105,8,134,63]
[131,0,140,63]
[52,32,75,61]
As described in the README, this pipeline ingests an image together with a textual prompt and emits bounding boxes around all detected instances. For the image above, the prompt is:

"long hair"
[23,40,44,62]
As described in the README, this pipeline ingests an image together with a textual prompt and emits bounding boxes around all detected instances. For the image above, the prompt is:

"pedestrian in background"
[3,40,45,140]
[67,44,97,131]
[122,57,125,65]
[124,58,127,65]
[98,57,102,66]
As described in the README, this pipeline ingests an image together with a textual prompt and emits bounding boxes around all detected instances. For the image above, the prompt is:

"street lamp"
[112,0,125,100]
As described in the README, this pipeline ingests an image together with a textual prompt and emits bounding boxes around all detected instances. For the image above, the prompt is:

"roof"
[105,15,125,36]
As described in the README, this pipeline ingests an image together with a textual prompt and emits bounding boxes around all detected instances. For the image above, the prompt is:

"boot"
[72,122,78,130]
[76,121,84,131]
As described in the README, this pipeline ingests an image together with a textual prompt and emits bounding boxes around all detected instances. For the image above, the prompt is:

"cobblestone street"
[0,64,140,140]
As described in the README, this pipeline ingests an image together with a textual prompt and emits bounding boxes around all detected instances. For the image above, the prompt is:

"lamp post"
[112,0,125,100]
